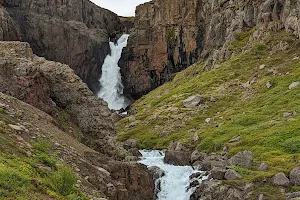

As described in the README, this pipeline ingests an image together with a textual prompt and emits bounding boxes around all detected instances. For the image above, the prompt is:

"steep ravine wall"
[120,0,300,98]
[2,0,124,94]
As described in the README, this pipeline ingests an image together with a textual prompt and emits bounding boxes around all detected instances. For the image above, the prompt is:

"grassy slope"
[117,31,300,198]
[0,109,88,200]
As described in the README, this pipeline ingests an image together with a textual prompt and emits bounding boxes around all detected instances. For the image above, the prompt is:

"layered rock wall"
[3,0,123,93]
[120,0,300,97]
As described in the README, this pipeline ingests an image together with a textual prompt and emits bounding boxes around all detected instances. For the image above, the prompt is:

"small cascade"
[139,150,206,200]
[97,34,130,110]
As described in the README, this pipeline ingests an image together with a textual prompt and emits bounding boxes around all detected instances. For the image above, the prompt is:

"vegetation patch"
[117,31,300,197]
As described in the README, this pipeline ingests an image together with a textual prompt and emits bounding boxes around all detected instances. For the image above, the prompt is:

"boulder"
[258,163,269,171]
[273,172,290,186]
[123,139,138,150]
[190,150,206,164]
[211,167,226,180]
[148,166,165,180]
[164,150,190,166]
[183,95,203,108]
[290,166,300,186]
[224,169,241,180]
[229,151,253,167]
[289,82,300,90]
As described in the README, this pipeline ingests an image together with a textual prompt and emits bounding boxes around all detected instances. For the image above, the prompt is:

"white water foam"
[97,34,130,110]
[139,150,202,200]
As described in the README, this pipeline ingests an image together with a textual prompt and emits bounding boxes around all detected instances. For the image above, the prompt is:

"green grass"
[117,31,300,198]
[0,136,88,200]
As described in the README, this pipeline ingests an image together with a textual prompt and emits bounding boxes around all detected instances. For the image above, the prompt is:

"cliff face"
[3,0,123,93]
[0,41,155,200]
[120,0,300,98]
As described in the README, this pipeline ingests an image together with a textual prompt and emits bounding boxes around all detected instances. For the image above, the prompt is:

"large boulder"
[190,150,206,164]
[273,172,290,187]
[211,167,226,180]
[164,150,190,166]
[183,95,203,108]
[290,166,300,186]
[225,170,242,180]
[229,151,253,167]
[123,139,138,149]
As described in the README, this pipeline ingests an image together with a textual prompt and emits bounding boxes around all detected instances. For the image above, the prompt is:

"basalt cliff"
[1,0,124,94]
[120,0,300,98]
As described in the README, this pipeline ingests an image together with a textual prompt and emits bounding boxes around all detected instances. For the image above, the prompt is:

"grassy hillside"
[117,31,300,198]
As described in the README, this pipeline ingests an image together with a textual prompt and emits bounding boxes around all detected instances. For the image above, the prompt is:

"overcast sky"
[91,0,151,16]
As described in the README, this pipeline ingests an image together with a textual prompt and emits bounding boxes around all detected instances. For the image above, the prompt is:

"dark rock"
[164,150,190,166]
[148,166,165,180]
[290,166,300,186]
[211,167,226,180]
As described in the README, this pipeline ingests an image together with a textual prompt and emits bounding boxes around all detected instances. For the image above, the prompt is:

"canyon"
[1,0,300,199]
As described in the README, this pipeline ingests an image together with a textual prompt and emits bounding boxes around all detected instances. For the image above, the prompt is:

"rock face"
[2,0,123,94]
[120,0,300,98]
[0,92,154,200]
[0,41,116,156]
[0,6,20,40]
[164,150,190,166]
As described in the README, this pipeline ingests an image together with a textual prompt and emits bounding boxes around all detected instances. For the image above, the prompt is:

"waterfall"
[139,150,205,200]
[97,34,130,110]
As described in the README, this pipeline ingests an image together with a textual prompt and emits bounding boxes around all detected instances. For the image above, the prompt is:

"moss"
[58,109,69,131]
[166,26,177,44]
[228,27,256,51]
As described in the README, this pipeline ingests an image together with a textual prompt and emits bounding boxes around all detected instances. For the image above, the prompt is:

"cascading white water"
[97,34,130,110]
[139,150,203,200]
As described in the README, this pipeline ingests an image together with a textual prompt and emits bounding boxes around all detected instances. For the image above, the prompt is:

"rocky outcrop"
[0,41,117,156]
[119,0,200,98]
[0,92,154,200]
[0,6,20,40]
[120,0,300,98]
[2,0,123,94]
[190,181,254,200]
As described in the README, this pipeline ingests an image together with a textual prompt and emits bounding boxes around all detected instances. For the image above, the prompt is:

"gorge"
[1,0,300,200]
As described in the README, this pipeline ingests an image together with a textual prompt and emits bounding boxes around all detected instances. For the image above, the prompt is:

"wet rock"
[211,167,226,180]
[289,82,300,90]
[224,169,241,180]
[148,166,165,180]
[190,172,202,179]
[124,156,139,162]
[290,166,300,186]
[164,150,190,166]
[128,148,142,157]
[258,163,269,172]
[183,95,203,108]
[273,172,290,186]
[229,151,253,167]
